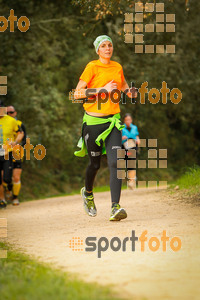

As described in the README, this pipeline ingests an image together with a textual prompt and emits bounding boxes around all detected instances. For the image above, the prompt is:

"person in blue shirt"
[122,113,140,189]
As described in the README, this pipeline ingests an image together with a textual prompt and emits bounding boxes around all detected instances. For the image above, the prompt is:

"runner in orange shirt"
[74,35,137,221]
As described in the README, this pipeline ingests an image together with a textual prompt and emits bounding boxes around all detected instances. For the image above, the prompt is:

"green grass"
[0,242,122,300]
[20,184,128,202]
[20,163,129,202]
[171,165,200,194]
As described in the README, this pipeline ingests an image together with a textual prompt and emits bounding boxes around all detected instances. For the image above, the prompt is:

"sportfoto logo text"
[69,230,182,258]
[0,9,30,32]
[69,81,182,109]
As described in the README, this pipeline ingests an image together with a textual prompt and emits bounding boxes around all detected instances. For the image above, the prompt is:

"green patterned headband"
[93,35,113,53]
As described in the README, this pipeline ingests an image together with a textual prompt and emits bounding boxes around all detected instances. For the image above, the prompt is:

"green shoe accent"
[81,187,97,217]
[109,204,127,221]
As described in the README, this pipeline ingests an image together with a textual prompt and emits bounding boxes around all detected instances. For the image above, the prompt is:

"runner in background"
[0,102,23,208]
[74,35,137,221]
[122,113,140,189]
[7,105,26,205]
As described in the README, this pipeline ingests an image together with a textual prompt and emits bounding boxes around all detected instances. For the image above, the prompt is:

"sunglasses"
[7,111,15,114]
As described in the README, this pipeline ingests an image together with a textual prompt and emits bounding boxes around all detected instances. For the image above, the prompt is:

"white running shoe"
[12,198,20,206]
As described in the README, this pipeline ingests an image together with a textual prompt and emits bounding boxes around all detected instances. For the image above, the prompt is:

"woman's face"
[124,116,132,127]
[98,41,113,59]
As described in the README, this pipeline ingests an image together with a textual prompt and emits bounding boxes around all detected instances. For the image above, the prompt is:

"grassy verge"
[170,166,200,202]
[0,242,122,300]
[20,164,129,202]
[172,166,200,192]
[20,181,128,202]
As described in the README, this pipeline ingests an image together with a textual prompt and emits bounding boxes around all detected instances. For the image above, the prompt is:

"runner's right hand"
[104,80,118,93]
[122,136,128,140]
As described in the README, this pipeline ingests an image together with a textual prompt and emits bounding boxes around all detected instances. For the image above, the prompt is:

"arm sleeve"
[79,63,94,85]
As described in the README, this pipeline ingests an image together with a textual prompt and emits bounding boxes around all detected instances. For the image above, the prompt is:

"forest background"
[0,0,199,199]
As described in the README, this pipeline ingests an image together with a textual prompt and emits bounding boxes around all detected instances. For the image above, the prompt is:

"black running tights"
[83,121,122,204]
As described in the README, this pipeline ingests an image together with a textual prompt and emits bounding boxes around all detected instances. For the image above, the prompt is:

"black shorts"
[13,160,22,169]
[0,151,13,185]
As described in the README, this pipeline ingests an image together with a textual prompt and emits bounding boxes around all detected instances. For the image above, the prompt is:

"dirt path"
[1,189,200,300]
